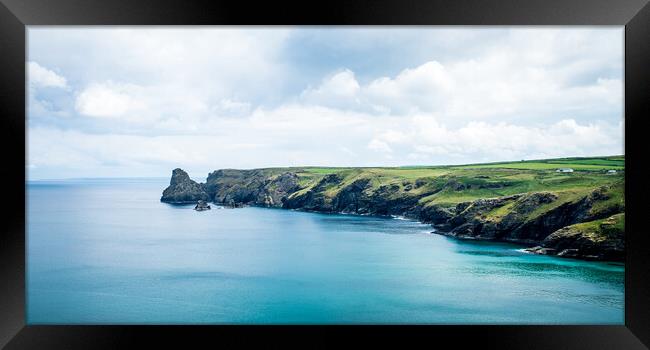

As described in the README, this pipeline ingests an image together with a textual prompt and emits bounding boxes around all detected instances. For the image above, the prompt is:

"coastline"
[160,163,625,263]
[196,200,620,263]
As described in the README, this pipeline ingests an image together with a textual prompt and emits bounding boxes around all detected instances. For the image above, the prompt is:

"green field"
[453,156,624,170]
[276,155,625,209]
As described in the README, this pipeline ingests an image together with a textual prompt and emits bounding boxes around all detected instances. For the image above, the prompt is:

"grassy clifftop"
[289,156,623,208]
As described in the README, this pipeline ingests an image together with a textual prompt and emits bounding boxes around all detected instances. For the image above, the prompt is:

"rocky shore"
[161,167,624,261]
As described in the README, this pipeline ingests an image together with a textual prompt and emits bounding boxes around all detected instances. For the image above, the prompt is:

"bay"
[27,178,624,324]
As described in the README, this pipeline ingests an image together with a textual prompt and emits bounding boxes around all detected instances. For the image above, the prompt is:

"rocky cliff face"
[283,175,429,217]
[525,213,624,261]
[162,167,624,261]
[160,168,209,204]
[431,187,623,244]
[205,169,300,207]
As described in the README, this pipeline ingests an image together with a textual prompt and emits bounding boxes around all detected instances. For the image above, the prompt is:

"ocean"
[27,178,624,324]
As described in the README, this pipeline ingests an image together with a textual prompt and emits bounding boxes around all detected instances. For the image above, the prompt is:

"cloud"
[364,61,453,114]
[210,98,252,118]
[74,81,216,127]
[297,51,621,124]
[301,69,361,107]
[367,116,622,164]
[367,139,393,153]
[75,82,141,118]
[28,61,67,88]
[28,108,623,180]
[26,27,624,179]
[29,28,292,107]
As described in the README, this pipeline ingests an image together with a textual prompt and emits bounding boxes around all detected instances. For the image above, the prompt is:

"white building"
[556,168,574,173]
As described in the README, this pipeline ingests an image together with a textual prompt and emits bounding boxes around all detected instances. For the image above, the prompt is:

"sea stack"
[160,168,209,204]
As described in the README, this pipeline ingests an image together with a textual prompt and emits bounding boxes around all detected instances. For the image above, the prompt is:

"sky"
[27,27,624,180]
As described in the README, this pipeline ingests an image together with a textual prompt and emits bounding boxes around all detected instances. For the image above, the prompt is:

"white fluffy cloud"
[301,70,362,108]
[367,116,622,163]
[28,61,67,88]
[75,82,141,118]
[364,61,453,115]
[298,55,621,124]
[30,28,291,107]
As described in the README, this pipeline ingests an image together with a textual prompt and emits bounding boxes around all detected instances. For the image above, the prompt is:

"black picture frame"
[1,0,649,348]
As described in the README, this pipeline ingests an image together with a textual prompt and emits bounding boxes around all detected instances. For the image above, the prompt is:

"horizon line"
[26,154,625,181]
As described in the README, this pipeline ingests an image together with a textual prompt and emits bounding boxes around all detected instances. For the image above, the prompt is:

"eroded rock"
[161,168,209,204]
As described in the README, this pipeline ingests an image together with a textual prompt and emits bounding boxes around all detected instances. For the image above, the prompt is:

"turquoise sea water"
[27,178,624,324]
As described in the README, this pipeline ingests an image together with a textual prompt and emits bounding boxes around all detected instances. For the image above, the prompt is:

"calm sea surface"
[27,178,624,324]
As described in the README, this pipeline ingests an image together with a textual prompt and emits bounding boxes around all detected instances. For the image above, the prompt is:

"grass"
[455,162,623,170]
[590,181,625,215]
[233,156,625,212]
[560,213,625,243]
[453,156,624,171]
[484,201,516,221]
[302,167,353,175]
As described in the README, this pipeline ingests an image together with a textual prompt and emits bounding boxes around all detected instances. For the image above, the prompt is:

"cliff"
[161,156,625,261]
[160,168,209,204]
[525,213,624,261]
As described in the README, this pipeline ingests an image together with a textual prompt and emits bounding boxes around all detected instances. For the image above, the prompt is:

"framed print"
[1,0,649,348]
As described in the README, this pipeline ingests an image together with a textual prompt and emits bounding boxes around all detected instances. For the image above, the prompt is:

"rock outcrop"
[525,213,624,261]
[160,168,209,204]
[431,186,625,259]
[194,200,211,211]
[205,169,300,207]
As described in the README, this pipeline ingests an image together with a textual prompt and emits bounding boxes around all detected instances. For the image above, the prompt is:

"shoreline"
[163,197,625,263]
[188,200,627,262]
[163,199,626,264]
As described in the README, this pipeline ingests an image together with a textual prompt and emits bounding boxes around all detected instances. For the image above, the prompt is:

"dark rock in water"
[194,200,211,211]
[161,168,209,204]
[524,246,557,255]
[556,249,581,258]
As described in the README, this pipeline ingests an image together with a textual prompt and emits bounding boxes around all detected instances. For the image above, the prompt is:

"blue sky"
[27,27,623,180]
